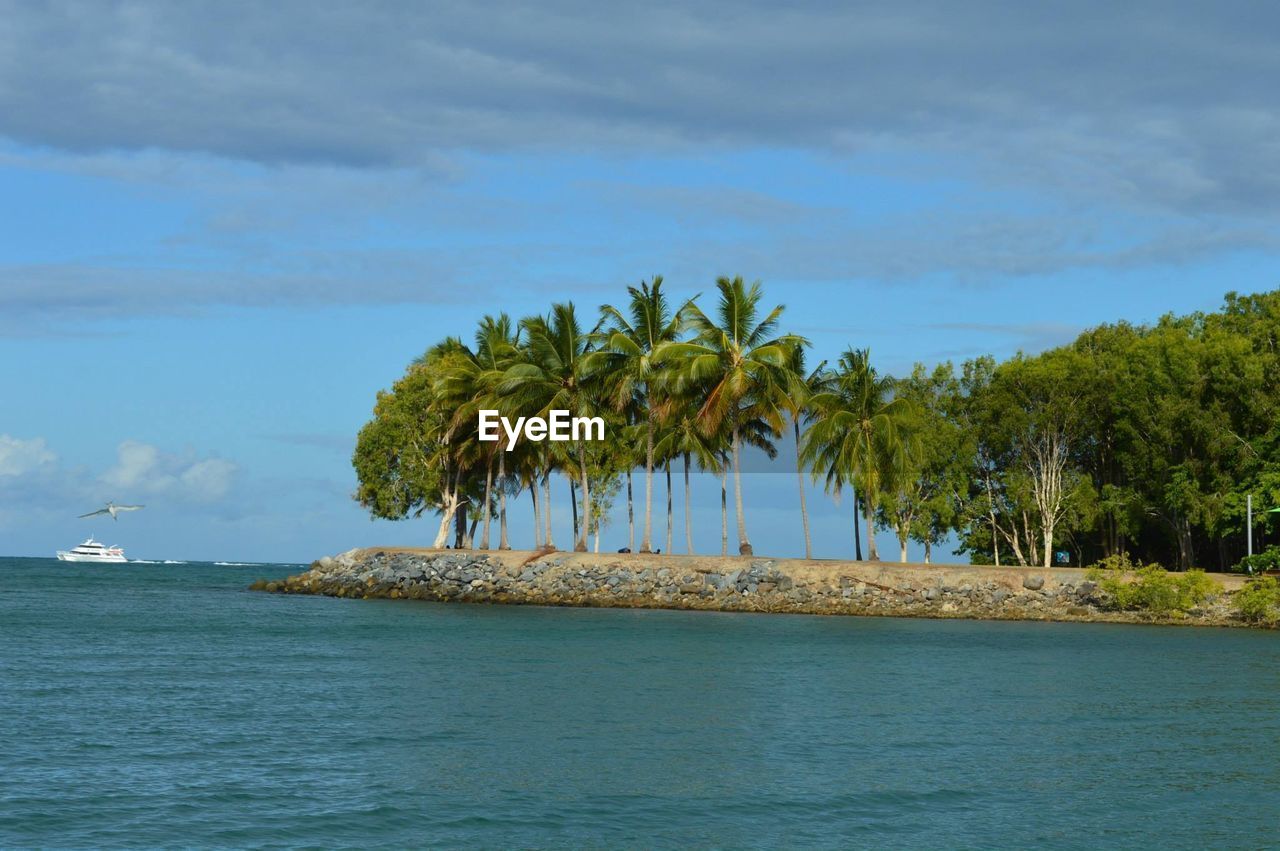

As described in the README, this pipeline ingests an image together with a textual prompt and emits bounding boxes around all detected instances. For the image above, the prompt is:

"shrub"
[1233,545,1280,575]
[1086,558,1219,616]
[1235,576,1280,625]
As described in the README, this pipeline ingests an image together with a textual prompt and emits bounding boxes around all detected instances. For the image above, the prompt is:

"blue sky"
[2,2,1277,561]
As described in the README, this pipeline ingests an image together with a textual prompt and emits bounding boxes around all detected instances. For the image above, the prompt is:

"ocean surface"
[2,556,1278,849]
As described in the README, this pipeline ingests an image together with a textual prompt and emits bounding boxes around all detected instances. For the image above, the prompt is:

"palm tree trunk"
[794,419,811,559]
[569,479,579,544]
[665,460,673,555]
[851,491,859,558]
[481,458,493,549]
[576,442,590,552]
[626,469,634,552]
[543,475,554,550]
[853,488,863,560]
[498,453,510,550]
[864,497,878,561]
[455,501,467,549]
[642,417,655,552]
[732,426,752,556]
[720,465,728,556]
[683,452,693,554]
[531,479,542,549]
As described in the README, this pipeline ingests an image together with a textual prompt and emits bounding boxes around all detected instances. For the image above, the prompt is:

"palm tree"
[663,276,807,556]
[417,337,483,548]
[438,315,522,550]
[801,348,916,560]
[587,277,691,553]
[500,303,598,552]
[656,411,722,554]
[783,345,829,559]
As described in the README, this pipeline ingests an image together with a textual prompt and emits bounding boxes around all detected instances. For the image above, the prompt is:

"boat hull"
[56,551,128,563]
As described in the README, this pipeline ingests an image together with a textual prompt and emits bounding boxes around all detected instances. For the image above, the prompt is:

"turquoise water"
[2,557,1278,849]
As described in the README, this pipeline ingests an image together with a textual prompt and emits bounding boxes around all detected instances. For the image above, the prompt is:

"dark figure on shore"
[617,547,631,553]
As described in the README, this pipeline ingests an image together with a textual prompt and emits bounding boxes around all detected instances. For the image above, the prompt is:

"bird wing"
[78,508,109,518]
[115,505,145,511]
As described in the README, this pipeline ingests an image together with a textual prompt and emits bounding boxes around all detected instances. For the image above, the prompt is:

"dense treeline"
[353,281,1280,570]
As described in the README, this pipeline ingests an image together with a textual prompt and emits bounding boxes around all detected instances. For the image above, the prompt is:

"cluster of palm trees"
[353,275,919,559]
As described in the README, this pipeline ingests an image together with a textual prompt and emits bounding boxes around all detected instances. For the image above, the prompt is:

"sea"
[2,556,1278,849]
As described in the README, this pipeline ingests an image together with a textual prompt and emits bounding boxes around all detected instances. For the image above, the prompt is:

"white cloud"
[99,440,238,503]
[178,458,237,503]
[0,434,56,476]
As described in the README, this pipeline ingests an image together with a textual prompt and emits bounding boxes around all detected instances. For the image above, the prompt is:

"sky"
[1,1,1277,562]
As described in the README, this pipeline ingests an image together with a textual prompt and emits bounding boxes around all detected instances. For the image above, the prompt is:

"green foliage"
[353,281,1280,562]
[1086,559,1219,616]
[1234,577,1280,624]
[1233,545,1280,574]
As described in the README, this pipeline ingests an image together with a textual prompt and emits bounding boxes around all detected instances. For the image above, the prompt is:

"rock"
[992,588,1010,604]
[1022,575,1045,591]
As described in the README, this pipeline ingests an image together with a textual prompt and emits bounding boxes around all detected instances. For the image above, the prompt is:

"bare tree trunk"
[576,443,590,552]
[481,458,493,549]
[433,471,460,549]
[795,418,812,559]
[543,475,554,549]
[982,470,1001,566]
[924,538,932,564]
[665,460,673,555]
[642,417,655,552]
[1004,524,1027,566]
[498,453,510,550]
[626,469,634,552]
[899,526,908,562]
[683,452,693,554]
[1027,429,1068,569]
[720,465,728,556]
[732,426,752,555]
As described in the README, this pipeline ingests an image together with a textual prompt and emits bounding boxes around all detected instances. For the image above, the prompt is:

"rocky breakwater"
[251,548,1252,627]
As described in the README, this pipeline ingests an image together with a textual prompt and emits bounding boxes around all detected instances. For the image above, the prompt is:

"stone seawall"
[252,548,1262,628]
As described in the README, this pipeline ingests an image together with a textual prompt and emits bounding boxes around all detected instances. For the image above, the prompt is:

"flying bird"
[79,501,145,521]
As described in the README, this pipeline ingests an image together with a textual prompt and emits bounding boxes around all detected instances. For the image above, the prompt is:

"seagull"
[78,501,145,521]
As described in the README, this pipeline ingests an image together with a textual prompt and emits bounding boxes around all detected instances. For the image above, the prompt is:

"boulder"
[1022,575,1045,591]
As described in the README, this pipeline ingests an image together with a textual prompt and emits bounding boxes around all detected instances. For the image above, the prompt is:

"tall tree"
[801,348,915,560]
[783,345,828,559]
[588,277,691,553]
[665,276,806,555]
[500,304,598,551]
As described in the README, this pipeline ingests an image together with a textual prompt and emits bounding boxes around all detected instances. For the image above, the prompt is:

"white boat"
[56,538,128,563]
